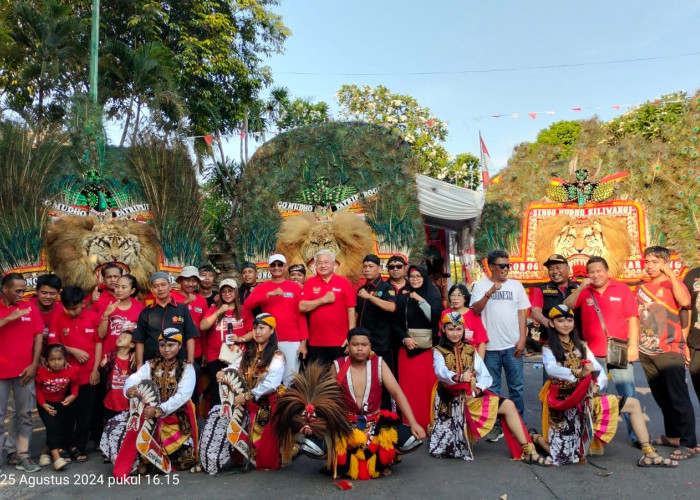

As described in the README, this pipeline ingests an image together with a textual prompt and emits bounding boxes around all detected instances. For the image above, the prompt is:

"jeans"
[484,347,524,419]
[596,357,638,443]
[0,377,36,463]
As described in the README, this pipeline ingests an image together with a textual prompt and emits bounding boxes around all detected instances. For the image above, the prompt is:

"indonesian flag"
[479,132,491,190]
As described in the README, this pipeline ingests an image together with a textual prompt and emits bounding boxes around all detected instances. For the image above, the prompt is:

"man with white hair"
[299,249,357,365]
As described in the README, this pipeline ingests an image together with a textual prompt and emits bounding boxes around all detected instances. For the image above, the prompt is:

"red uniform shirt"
[0,301,43,379]
[204,305,248,361]
[92,290,117,314]
[245,280,309,342]
[28,297,61,347]
[35,365,79,405]
[440,308,489,347]
[574,280,638,357]
[51,309,102,385]
[635,280,688,356]
[101,299,143,355]
[172,290,208,358]
[103,356,132,412]
[301,274,357,347]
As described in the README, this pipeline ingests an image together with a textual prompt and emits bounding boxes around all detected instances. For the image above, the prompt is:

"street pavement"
[2,358,700,500]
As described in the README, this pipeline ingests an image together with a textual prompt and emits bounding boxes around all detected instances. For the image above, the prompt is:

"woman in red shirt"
[200,279,251,406]
[442,283,489,359]
[97,274,143,356]
[35,344,79,471]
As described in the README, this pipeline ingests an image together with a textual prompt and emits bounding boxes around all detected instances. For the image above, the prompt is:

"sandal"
[652,435,679,448]
[6,452,19,466]
[59,450,72,463]
[521,442,550,466]
[638,454,678,467]
[668,447,696,461]
[189,464,203,473]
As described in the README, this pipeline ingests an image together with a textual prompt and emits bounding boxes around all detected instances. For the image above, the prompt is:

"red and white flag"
[479,132,491,190]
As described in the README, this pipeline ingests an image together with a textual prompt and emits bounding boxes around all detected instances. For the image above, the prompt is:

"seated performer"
[301,327,425,480]
[100,328,198,476]
[198,313,285,473]
[530,304,677,467]
[430,312,543,464]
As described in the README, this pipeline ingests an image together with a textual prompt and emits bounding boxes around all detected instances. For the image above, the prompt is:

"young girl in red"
[35,344,79,471]
[100,331,135,420]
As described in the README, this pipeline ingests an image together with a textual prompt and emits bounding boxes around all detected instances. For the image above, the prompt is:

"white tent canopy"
[416,174,485,232]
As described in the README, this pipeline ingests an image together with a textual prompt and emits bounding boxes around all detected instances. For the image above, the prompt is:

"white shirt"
[542,345,607,391]
[229,352,285,400]
[470,278,530,351]
[433,348,493,391]
[124,362,196,416]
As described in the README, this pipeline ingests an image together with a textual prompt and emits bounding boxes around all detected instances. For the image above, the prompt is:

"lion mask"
[534,215,632,279]
[275,212,373,282]
[45,216,160,294]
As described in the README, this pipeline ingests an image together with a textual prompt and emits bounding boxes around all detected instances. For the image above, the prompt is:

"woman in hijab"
[395,265,443,429]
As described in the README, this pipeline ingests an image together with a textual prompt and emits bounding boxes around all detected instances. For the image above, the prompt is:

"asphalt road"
[2,359,700,500]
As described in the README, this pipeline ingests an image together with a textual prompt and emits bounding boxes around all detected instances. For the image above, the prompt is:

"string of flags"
[473,99,684,121]
[186,98,685,144]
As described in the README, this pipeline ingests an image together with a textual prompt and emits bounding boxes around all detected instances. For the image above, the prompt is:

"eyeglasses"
[388,265,404,270]
[490,263,510,269]
[408,275,423,280]
[269,262,285,268]
[449,293,465,299]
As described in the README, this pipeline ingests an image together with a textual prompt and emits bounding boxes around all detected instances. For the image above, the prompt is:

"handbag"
[406,328,433,350]
[588,289,628,369]
[218,321,243,365]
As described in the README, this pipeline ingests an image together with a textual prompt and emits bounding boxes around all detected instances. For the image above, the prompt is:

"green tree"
[605,91,688,143]
[336,84,450,177]
[100,41,186,146]
[439,152,481,189]
[92,0,290,137]
[0,0,86,129]
[532,120,581,159]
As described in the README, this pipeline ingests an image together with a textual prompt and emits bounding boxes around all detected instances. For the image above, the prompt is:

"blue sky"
[258,0,700,173]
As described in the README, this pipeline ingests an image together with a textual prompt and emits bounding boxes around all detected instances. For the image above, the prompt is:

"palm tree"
[100,40,186,146]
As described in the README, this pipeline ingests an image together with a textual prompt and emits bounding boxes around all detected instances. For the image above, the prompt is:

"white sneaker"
[39,454,51,466]
[53,457,68,471]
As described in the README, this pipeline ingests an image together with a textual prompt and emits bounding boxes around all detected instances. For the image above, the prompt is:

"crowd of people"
[1,244,699,481]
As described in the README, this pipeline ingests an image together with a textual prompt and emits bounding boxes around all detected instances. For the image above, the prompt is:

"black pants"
[69,384,97,453]
[689,347,700,406]
[640,352,697,448]
[37,401,71,451]
[308,345,346,366]
[206,359,227,407]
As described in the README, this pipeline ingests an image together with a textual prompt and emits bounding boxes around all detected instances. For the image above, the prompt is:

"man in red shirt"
[172,266,208,365]
[564,256,640,446]
[90,263,122,314]
[0,273,44,472]
[636,246,697,458]
[52,286,102,462]
[300,249,357,365]
[7,273,62,467]
[245,254,309,384]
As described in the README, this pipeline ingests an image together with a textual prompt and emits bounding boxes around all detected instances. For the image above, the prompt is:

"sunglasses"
[490,263,510,269]
[269,262,285,268]
[388,264,404,270]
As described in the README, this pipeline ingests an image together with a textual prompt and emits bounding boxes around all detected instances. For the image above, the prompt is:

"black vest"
[538,280,579,341]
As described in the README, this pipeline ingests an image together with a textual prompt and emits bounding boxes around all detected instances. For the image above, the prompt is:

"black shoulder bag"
[588,289,628,369]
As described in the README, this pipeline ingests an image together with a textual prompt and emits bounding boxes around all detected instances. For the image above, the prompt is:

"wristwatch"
[154,406,164,418]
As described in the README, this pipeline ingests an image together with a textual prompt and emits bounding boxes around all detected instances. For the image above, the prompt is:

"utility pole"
[89,0,100,104]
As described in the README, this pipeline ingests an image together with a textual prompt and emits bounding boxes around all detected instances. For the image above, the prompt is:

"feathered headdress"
[273,362,352,468]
